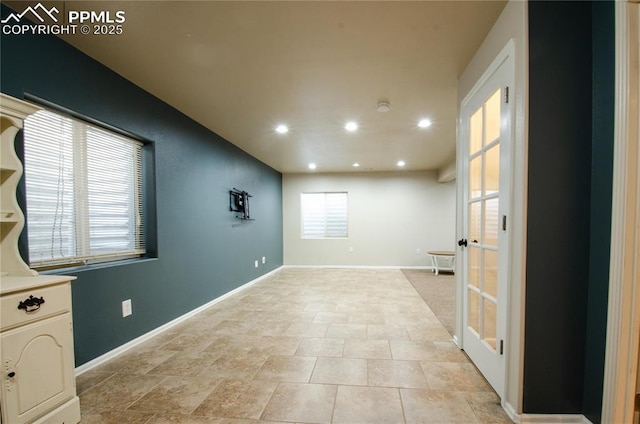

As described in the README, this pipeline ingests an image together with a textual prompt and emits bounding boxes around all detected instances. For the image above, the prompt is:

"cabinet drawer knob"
[17,295,45,313]
[7,372,15,378]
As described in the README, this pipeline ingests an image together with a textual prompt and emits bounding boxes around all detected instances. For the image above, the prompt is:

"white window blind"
[23,109,145,268]
[301,192,348,238]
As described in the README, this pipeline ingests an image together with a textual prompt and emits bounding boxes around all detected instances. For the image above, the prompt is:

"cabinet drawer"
[1,283,71,331]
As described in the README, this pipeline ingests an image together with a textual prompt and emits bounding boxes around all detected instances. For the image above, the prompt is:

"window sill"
[37,256,158,276]
[302,237,349,240]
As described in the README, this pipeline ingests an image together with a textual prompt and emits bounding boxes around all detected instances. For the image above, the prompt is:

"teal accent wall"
[525,1,614,420]
[583,2,614,422]
[1,3,283,366]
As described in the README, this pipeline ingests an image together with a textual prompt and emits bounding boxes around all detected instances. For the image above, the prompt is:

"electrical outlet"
[254,260,259,268]
[262,256,266,264]
[416,248,421,255]
[349,247,354,253]
[122,299,132,317]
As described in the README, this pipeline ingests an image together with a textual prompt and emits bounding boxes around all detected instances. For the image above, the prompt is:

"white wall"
[283,170,456,267]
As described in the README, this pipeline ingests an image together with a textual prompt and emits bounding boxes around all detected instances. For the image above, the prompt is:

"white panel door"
[1,313,76,424]
[458,48,513,397]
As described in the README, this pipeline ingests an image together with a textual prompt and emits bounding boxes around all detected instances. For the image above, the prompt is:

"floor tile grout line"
[184,377,224,418]
[258,380,282,422]
[398,387,408,424]
[308,355,320,384]
[327,383,338,424]
[123,374,169,413]
[76,370,118,397]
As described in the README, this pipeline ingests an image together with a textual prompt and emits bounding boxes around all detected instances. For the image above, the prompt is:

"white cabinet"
[0,94,80,423]
[1,277,80,424]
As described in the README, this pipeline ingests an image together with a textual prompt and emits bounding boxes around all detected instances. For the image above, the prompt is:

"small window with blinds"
[301,192,348,239]
[23,109,145,269]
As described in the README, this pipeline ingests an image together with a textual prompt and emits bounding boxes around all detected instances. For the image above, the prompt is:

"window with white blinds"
[23,109,145,268]
[301,192,348,238]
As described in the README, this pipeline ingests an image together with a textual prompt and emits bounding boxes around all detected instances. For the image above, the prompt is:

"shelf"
[0,210,17,222]
[1,93,39,277]
[0,167,17,184]
[1,221,17,243]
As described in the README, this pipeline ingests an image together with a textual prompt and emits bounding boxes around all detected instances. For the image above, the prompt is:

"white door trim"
[459,40,515,108]
[601,1,640,423]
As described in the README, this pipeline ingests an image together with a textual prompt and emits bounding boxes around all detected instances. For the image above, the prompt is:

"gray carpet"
[402,269,455,336]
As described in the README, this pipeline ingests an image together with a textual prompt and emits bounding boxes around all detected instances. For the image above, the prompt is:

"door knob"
[458,238,468,247]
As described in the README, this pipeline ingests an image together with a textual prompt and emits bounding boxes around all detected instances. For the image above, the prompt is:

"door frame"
[602,1,640,422]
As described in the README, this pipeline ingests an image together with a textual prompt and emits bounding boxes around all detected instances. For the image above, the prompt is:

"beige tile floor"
[78,268,513,424]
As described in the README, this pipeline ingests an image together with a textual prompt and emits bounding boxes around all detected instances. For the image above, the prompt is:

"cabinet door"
[1,313,75,424]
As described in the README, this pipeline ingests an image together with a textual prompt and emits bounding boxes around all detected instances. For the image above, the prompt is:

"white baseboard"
[283,264,433,270]
[75,266,283,376]
[520,414,591,424]
[452,334,460,347]
[502,403,593,424]
[503,401,519,422]
[502,400,593,424]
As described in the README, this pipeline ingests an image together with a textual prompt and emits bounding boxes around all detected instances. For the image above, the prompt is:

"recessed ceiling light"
[345,122,358,132]
[308,163,317,170]
[275,124,289,134]
[418,119,432,128]
[397,160,406,167]
[352,162,360,168]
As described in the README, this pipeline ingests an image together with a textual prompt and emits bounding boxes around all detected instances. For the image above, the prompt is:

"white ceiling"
[36,1,505,173]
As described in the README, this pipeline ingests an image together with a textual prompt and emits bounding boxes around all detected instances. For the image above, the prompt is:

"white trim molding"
[503,402,594,424]
[602,1,640,423]
[75,266,283,375]
[518,414,592,424]
[283,265,433,270]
